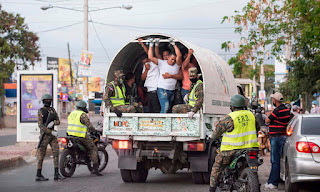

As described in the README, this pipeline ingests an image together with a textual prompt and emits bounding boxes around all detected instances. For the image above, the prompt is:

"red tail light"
[248,151,258,159]
[296,142,320,153]
[58,137,67,144]
[184,142,204,151]
[113,140,132,149]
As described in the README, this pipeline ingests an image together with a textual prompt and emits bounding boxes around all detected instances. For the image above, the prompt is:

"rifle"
[36,110,52,157]
[129,83,138,105]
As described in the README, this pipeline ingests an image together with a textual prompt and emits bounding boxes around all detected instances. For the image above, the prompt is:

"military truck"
[103,34,239,184]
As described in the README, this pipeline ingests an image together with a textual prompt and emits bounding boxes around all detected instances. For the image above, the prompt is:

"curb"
[0,156,27,170]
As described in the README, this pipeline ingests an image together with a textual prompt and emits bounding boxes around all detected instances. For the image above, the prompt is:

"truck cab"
[103,34,238,184]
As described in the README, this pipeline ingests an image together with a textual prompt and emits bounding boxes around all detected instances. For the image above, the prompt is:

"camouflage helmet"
[114,70,125,78]
[230,94,246,108]
[76,100,87,108]
[41,94,52,101]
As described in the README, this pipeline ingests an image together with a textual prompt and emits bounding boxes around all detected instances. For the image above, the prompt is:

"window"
[287,117,298,136]
[301,117,320,135]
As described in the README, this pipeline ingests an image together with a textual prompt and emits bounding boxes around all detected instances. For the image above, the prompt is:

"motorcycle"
[214,141,263,192]
[258,126,270,156]
[58,125,108,177]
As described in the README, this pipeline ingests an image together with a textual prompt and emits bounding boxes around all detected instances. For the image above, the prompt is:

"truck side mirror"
[205,123,212,130]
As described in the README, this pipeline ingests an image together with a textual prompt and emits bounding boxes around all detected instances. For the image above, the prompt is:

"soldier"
[36,94,64,181]
[209,95,260,191]
[172,67,203,118]
[103,70,136,117]
[67,101,102,176]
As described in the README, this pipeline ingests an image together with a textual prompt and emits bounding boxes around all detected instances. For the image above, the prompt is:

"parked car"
[280,114,320,192]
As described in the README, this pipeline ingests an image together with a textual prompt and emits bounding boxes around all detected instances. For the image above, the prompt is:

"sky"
[1,0,250,80]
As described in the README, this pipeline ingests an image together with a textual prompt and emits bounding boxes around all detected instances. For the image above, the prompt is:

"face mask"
[273,102,277,107]
[83,108,89,113]
[43,100,52,107]
[190,78,197,83]
[312,104,316,108]
[117,77,124,85]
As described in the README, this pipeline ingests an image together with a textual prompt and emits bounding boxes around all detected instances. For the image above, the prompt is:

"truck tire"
[131,162,149,183]
[120,169,133,183]
[239,167,260,192]
[203,146,217,184]
[59,149,76,177]
[192,172,205,184]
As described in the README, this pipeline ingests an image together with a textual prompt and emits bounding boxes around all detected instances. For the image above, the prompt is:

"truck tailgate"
[104,113,201,138]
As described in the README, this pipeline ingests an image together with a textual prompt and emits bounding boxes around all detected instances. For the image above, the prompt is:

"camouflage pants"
[77,135,99,165]
[112,105,136,113]
[172,104,193,113]
[210,150,237,188]
[133,103,144,113]
[37,134,59,169]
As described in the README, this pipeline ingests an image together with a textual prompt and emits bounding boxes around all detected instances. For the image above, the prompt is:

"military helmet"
[76,100,87,108]
[41,94,52,101]
[230,94,246,108]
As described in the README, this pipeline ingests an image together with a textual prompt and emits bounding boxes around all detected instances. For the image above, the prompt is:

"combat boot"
[35,169,49,182]
[209,186,216,192]
[91,164,103,176]
[54,168,65,180]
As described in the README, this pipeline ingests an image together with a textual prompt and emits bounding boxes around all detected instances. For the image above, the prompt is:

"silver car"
[280,114,320,192]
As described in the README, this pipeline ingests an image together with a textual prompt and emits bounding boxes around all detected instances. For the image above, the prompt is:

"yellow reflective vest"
[110,81,126,107]
[67,110,87,138]
[188,80,203,107]
[220,110,260,151]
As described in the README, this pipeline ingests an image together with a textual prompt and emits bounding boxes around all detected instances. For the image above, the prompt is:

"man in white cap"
[263,92,291,190]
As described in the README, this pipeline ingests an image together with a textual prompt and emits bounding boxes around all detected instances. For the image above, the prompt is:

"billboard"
[59,58,73,82]
[80,50,93,68]
[88,77,101,92]
[47,57,59,70]
[20,74,53,122]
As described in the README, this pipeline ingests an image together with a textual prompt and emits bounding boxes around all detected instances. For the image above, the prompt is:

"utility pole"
[252,57,257,94]
[67,42,73,87]
[83,0,89,107]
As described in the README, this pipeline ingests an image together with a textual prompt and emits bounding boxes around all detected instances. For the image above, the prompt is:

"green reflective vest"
[188,80,203,107]
[110,81,126,107]
[67,110,87,138]
[220,110,260,151]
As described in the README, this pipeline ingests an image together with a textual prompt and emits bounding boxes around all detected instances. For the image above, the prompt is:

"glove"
[183,94,189,104]
[148,38,154,47]
[154,38,160,46]
[114,109,123,117]
[47,121,54,129]
[188,111,195,119]
[51,130,58,137]
[168,37,175,46]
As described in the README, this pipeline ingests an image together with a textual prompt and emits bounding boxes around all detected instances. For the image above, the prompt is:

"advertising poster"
[47,57,59,70]
[5,102,17,116]
[58,58,73,82]
[80,50,93,68]
[88,77,101,92]
[20,74,53,122]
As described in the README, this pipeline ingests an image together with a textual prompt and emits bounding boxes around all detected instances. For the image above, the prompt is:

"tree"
[0,5,41,117]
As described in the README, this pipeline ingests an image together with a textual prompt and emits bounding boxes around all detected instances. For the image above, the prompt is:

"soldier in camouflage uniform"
[36,94,64,181]
[103,70,136,117]
[172,67,203,118]
[67,101,102,176]
[209,95,260,192]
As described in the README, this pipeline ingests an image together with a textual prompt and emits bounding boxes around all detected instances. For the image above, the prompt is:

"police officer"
[172,67,203,118]
[36,94,64,181]
[103,70,136,117]
[209,95,260,191]
[67,101,102,176]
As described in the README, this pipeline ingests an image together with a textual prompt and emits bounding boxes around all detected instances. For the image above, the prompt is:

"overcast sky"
[1,0,249,79]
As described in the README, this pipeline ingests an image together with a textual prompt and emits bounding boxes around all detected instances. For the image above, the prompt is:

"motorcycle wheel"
[87,146,109,172]
[239,167,260,192]
[59,149,76,177]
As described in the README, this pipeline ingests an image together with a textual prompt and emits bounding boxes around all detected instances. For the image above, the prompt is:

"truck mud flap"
[118,149,137,170]
[188,152,209,172]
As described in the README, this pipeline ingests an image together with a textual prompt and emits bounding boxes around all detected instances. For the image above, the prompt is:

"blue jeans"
[157,88,174,113]
[181,88,189,104]
[268,135,287,186]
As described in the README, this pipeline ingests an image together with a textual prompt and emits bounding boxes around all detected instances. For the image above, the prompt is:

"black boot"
[35,169,49,182]
[54,168,65,180]
[91,164,103,176]
[209,186,216,192]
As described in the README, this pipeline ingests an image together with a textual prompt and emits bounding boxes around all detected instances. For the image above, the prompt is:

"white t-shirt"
[142,61,159,92]
[157,59,180,91]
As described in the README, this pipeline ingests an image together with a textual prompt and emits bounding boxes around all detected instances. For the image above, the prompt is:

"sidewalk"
[0,113,103,171]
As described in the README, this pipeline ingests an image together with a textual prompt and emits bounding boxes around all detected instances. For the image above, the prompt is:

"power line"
[36,21,82,33]
[89,13,111,61]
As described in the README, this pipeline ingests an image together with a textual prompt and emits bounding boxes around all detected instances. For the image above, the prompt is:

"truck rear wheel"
[131,162,149,183]
[192,172,205,184]
[120,169,133,183]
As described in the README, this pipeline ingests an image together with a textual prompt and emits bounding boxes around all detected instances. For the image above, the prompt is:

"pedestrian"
[103,70,136,117]
[36,94,64,181]
[263,92,291,190]
[148,38,183,113]
[311,100,320,114]
[292,105,301,117]
[209,94,260,191]
[124,72,144,113]
[67,101,102,176]
[172,67,203,118]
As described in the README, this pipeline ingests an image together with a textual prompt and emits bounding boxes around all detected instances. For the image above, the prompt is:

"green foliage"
[0,5,41,95]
